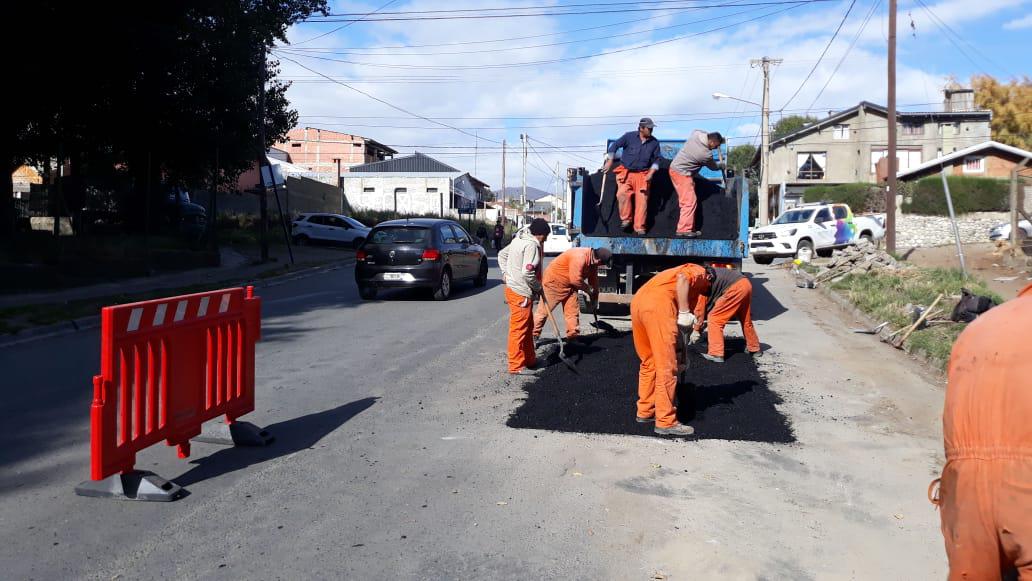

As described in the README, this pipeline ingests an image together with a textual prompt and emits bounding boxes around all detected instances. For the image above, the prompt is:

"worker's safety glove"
[689,330,702,344]
[676,311,697,331]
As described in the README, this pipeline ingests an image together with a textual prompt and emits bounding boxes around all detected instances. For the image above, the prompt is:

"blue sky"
[276,0,1031,190]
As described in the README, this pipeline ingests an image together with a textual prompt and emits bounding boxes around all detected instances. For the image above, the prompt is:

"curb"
[0,258,355,349]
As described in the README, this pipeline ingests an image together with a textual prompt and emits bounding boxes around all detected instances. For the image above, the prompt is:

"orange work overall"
[533,248,597,339]
[613,165,650,232]
[631,264,710,428]
[668,168,699,234]
[932,282,1032,580]
[504,287,537,373]
[704,278,760,358]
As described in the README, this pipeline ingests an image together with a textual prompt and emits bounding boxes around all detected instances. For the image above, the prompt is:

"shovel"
[541,295,580,374]
[580,290,617,334]
[597,169,608,208]
[850,321,889,335]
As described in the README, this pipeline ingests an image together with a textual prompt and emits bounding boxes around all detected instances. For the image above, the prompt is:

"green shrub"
[901,176,1008,215]
[803,183,885,212]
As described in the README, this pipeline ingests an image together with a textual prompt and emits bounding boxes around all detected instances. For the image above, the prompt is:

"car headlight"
[779,229,796,237]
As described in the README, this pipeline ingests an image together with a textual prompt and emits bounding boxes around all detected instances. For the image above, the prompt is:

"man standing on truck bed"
[532,247,612,342]
[631,263,711,436]
[669,130,724,238]
[602,118,661,235]
[689,266,761,362]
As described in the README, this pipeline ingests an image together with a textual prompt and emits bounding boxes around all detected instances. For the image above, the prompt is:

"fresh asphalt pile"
[507,333,795,443]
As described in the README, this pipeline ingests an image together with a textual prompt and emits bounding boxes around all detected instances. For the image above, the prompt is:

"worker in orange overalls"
[631,263,711,436]
[602,118,662,235]
[533,247,612,341]
[689,267,761,362]
[930,282,1032,579]
[497,219,551,376]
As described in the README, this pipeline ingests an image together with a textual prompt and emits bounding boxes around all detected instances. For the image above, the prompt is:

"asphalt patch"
[507,333,795,443]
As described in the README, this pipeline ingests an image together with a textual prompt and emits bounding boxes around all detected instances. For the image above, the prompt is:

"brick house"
[897,140,1032,181]
[272,127,397,180]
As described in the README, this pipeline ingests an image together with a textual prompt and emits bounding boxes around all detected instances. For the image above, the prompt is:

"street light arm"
[712,92,762,108]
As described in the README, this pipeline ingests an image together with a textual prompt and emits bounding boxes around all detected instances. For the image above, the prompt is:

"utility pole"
[521,133,528,227]
[751,56,781,226]
[885,0,898,254]
[257,46,270,263]
[501,139,507,225]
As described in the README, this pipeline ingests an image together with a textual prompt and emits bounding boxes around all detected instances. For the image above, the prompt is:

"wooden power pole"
[885,0,898,254]
[751,56,781,226]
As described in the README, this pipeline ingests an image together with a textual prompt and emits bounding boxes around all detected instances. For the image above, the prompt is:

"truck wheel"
[817,248,834,258]
[860,232,873,243]
[796,239,814,262]
[752,255,775,265]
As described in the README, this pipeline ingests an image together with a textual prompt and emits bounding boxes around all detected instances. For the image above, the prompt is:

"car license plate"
[383,273,404,281]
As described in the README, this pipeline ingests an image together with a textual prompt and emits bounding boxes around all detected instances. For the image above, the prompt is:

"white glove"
[677,311,697,329]
[689,330,702,344]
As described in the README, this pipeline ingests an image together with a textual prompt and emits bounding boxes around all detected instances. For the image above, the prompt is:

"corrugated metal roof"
[348,152,459,173]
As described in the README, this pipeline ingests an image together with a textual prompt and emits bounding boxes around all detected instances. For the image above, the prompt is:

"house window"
[871,149,922,173]
[902,123,923,136]
[291,143,302,148]
[833,124,850,140]
[938,122,959,136]
[963,156,985,173]
[796,152,826,180]
[363,187,375,193]
[427,188,438,193]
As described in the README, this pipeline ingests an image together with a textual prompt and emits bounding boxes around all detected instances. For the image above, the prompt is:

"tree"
[771,115,818,141]
[728,144,757,173]
[973,75,1032,150]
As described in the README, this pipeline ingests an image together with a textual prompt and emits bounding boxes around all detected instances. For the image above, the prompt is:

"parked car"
[515,222,572,255]
[291,213,370,248]
[989,219,1032,241]
[749,202,885,264]
[354,218,488,301]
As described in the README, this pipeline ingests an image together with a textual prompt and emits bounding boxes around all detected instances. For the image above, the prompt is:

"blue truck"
[569,139,750,306]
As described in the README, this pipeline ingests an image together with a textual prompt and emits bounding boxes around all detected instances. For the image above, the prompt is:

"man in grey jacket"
[669,130,723,237]
[498,218,551,375]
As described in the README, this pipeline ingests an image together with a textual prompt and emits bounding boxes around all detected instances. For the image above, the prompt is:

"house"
[762,88,991,208]
[272,128,397,185]
[340,152,491,217]
[897,140,1032,182]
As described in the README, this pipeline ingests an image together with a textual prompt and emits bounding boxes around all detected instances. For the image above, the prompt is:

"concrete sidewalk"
[0,244,354,310]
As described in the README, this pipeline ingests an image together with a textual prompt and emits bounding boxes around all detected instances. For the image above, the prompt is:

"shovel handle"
[540,294,566,348]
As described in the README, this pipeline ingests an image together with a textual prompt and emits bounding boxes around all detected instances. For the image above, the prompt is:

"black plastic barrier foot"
[193,420,274,447]
[75,471,185,502]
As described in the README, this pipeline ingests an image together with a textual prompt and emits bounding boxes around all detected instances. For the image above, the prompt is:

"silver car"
[291,213,371,248]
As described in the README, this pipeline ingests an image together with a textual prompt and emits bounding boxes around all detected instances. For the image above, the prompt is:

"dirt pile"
[506,333,794,443]
[814,239,903,284]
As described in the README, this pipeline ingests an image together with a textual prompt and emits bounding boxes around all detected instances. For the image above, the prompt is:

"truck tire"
[753,255,775,265]
[796,239,814,262]
[817,247,834,258]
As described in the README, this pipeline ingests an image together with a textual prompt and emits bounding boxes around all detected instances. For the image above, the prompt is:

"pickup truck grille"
[750,242,774,248]
[751,232,776,240]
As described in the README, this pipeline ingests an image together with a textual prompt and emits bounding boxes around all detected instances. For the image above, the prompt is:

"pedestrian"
[532,247,612,341]
[689,266,761,362]
[602,118,661,235]
[493,218,505,252]
[930,282,1032,580]
[630,263,711,435]
[669,130,724,238]
[476,223,488,247]
[497,218,551,376]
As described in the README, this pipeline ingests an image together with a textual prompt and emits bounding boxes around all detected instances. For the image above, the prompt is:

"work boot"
[655,423,695,436]
[676,231,701,238]
[511,366,544,376]
[635,415,656,423]
[750,350,763,358]
[701,353,725,363]
[620,220,631,230]
[635,230,646,236]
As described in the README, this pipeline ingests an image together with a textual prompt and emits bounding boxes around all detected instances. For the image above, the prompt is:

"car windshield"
[370,226,428,244]
[773,209,815,225]
[345,217,368,229]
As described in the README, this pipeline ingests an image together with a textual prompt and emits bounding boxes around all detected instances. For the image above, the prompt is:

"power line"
[290,0,400,46]
[806,0,881,112]
[779,0,857,111]
[912,0,1016,78]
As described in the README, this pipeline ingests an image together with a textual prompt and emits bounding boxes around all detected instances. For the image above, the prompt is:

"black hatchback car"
[355,219,488,300]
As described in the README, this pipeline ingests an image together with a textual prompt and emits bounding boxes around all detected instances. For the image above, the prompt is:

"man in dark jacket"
[493,219,505,251]
[601,118,662,235]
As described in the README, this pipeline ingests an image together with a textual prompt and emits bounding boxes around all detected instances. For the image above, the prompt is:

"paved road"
[0,260,948,579]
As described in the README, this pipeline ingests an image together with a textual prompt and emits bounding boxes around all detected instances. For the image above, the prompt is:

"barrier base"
[75,471,185,502]
[193,420,274,447]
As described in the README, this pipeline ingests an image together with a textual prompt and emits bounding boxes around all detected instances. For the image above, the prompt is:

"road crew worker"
[930,282,1032,580]
[602,118,662,235]
[532,247,613,341]
[498,218,550,376]
[631,263,711,436]
[669,130,724,238]
[689,267,761,363]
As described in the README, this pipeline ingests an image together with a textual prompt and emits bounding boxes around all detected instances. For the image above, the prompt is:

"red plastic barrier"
[88,286,261,481]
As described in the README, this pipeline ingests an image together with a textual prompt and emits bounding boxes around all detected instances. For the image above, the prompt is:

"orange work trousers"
[614,165,650,232]
[668,168,698,234]
[631,295,679,428]
[533,283,580,339]
[504,286,537,373]
[706,278,760,358]
[935,459,1032,579]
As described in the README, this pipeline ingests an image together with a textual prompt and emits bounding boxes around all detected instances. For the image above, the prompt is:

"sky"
[274,0,1031,191]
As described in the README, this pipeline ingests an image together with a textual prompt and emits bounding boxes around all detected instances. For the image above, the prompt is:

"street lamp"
[713,90,772,225]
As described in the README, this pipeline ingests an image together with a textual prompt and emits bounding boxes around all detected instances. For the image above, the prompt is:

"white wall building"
[341,153,490,218]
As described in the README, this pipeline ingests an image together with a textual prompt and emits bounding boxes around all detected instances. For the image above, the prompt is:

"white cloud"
[1003,12,1032,28]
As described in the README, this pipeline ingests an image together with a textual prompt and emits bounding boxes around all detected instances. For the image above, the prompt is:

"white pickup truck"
[748,202,885,264]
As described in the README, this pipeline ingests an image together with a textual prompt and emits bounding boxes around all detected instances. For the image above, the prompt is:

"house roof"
[348,152,460,173]
[897,140,1032,180]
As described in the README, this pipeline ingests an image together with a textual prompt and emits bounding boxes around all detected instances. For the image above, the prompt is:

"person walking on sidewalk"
[497,218,551,376]
[930,282,1032,580]
[631,263,711,436]
[476,223,488,247]
[669,130,724,238]
[602,118,662,235]
[532,247,612,341]
[493,218,505,252]
[688,266,761,362]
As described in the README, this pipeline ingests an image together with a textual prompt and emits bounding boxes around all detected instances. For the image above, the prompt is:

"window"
[833,124,850,140]
[552,225,567,236]
[815,208,833,223]
[290,143,302,148]
[832,205,848,220]
[871,149,922,173]
[963,156,985,173]
[427,187,438,193]
[939,122,959,136]
[328,216,349,229]
[796,152,826,179]
[452,224,471,244]
[440,225,459,244]
[308,215,328,226]
[902,123,923,136]
[370,226,428,244]
[363,187,375,193]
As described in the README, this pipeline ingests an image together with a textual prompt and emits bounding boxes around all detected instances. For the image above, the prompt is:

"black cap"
[594,248,612,265]
[639,117,656,129]
[529,218,551,236]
